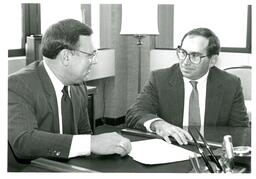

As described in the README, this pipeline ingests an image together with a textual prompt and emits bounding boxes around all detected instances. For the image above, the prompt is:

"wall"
[8,57,26,75]
[96,4,151,119]
[216,53,252,69]
[98,4,128,119]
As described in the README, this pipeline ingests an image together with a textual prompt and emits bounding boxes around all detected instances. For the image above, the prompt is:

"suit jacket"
[8,61,91,160]
[126,63,249,131]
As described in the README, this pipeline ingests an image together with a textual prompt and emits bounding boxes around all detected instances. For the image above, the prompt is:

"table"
[10,127,251,173]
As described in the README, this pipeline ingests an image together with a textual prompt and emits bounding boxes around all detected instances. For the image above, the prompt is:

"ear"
[60,49,70,67]
[209,55,218,67]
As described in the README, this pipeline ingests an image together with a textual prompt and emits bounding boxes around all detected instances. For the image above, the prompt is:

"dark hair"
[41,19,93,59]
[180,28,220,57]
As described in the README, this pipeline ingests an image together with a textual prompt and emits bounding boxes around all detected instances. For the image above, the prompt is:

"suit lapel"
[205,67,224,126]
[37,62,60,133]
[168,65,184,127]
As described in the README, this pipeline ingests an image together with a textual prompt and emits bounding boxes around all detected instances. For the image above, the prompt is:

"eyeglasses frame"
[76,49,98,64]
[176,46,208,65]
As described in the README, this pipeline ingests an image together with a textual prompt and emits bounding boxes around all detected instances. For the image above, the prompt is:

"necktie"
[189,81,201,126]
[61,86,74,134]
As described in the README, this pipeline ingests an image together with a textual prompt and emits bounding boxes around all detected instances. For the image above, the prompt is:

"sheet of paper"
[129,139,196,165]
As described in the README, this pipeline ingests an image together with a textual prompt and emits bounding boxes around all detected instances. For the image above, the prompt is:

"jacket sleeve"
[8,76,73,160]
[228,77,250,127]
[125,72,160,131]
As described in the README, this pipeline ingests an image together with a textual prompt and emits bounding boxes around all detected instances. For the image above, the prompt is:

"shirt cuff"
[68,134,91,158]
[144,118,163,132]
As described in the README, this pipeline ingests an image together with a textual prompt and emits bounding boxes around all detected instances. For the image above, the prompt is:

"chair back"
[224,66,251,100]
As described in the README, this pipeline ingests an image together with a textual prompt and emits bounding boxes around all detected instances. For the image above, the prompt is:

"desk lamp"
[120,3,159,93]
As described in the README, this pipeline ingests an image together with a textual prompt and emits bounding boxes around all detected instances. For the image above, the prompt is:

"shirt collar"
[43,60,64,94]
[183,70,209,84]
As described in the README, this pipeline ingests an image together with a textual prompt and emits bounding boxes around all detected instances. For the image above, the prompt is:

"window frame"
[155,5,252,54]
[219,5,251,53]
[8,3,41,57]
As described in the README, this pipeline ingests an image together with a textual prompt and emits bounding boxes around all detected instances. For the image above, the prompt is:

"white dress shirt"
[182,72,208,126]
[144,71,209,132]
[43,60,91,158]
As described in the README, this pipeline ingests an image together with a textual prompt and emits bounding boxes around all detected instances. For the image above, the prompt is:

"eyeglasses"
[176,46,208,65]
[76,49,98,64]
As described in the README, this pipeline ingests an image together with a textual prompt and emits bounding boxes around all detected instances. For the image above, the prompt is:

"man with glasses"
[9,19,131,161]
[126,28,249,145]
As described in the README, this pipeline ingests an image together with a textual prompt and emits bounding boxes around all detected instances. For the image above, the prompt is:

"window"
[8,3,41,57]
[7,3,22,50]
[8,3,107,57]
[174,2,251,53]
[41,2,82,34]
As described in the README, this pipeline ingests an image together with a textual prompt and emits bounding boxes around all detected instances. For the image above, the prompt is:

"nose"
[182,55,191,65]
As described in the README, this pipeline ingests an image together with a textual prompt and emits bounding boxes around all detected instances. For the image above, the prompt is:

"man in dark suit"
[8,19,131,160]
[126,28,249,145]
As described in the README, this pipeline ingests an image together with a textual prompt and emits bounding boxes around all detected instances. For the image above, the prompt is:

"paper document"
[129,139,196,165]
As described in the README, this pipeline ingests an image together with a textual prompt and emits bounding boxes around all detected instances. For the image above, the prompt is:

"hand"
[151,120,192,145]
[91,132,132,157]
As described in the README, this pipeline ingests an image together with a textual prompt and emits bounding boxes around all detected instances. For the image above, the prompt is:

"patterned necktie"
[189,81,201,126]
[61,86,74,134]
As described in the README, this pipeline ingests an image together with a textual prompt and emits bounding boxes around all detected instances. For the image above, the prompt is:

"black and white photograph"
[1,0,255,177]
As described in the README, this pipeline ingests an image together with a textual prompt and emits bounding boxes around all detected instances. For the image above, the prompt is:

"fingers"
[113,133,132,157]
[163,136,172,144]
[173,128,190,145]
[177,127,193,141]
[115,145,127,157]
[156,124,192,145]
[172,131,188,145]
[115,139,131,157]
[155,129,171,144]
[125,139,132,153]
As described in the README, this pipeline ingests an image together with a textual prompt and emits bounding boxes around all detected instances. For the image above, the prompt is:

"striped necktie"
[189,81,201,126]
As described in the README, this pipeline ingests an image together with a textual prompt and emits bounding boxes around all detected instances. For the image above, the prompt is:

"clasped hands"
[150,120,192,145]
